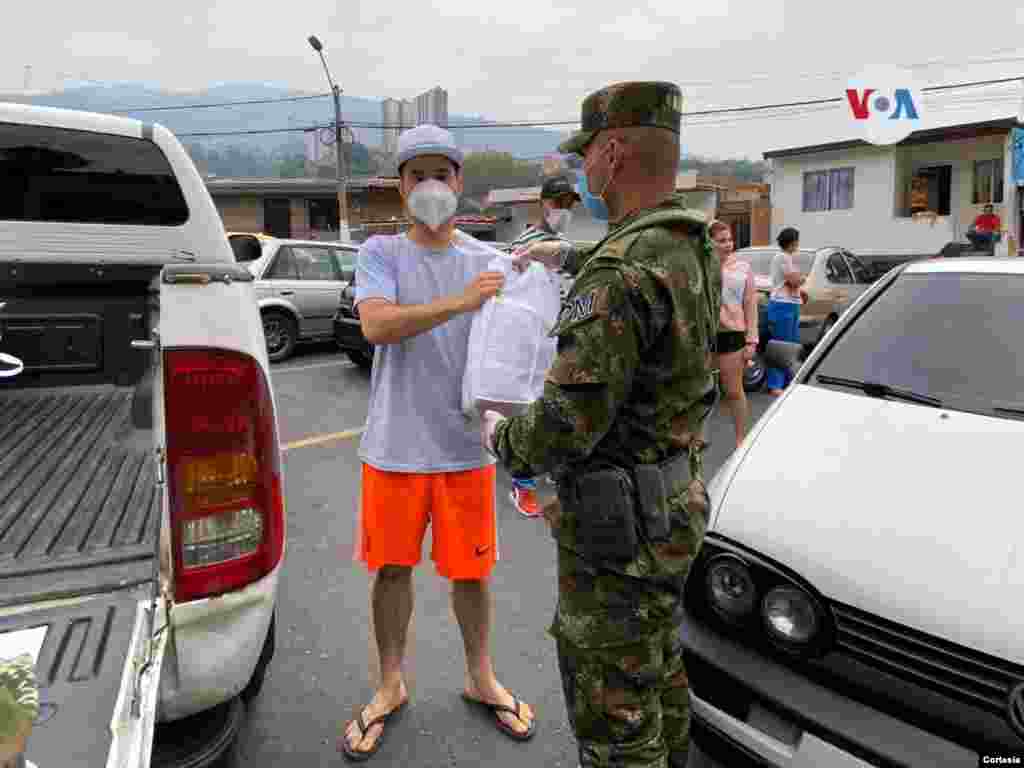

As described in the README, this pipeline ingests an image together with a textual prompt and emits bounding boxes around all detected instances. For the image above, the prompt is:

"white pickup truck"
[0,103,285,767]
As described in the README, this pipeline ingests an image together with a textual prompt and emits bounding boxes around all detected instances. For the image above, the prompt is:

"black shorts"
[716,330,747,355]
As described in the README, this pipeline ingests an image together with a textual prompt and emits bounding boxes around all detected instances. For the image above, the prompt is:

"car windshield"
[810,272,1024,415]
[740,249,815,278]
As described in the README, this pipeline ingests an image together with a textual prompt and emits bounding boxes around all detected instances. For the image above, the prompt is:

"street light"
[307,34,349,236]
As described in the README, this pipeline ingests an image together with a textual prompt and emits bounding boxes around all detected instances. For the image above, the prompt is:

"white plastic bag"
[462,254,563,419]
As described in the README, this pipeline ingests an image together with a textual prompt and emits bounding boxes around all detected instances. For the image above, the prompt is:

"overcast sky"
[3,0,1023,158]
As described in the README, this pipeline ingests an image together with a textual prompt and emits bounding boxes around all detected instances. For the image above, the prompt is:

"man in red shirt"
[968,204,1001,249]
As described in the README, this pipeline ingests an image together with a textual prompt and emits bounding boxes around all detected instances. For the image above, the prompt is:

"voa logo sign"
[845,68,926,145]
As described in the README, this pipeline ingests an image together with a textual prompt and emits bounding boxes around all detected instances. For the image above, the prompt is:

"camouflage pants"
[556,627,690,768]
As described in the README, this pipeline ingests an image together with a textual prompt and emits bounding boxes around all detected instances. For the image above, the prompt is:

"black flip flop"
[338,699,408,762]
[461,693,537,742]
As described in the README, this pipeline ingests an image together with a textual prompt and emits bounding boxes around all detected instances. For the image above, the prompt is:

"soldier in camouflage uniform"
[482,81,721,767]
[0,654,39,768]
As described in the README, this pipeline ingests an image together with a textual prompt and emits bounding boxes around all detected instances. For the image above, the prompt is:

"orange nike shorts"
[356,462,498,580]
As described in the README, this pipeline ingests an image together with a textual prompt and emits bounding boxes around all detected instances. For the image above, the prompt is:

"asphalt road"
[223,341,774,768]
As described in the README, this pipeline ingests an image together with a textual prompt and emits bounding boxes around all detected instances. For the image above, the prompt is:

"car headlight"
[705,555,757,622]
[762,586,819,645]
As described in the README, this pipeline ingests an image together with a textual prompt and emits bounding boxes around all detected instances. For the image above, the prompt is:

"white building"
[380,88,450,155]
[764,115,1021,266]
[415,87,448,126]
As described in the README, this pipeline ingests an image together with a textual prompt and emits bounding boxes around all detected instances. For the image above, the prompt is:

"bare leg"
[343,565,413,754]
[452,578,535,735]
[719,349,750,448]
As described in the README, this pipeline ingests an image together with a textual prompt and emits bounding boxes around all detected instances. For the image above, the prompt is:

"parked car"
[334,275,374,369]
[229,234,359,362]
[684,256,1024,766]
[0,102,284,767]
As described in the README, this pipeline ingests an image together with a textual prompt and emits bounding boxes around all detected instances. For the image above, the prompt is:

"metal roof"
[763,117,1019,160]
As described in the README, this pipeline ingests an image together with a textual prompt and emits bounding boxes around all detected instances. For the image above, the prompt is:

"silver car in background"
[229,234,358,362]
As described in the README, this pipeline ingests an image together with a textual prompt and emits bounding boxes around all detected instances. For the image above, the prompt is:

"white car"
[683,257,1024,766]
[0,103,284,767]
[229,234,358,363]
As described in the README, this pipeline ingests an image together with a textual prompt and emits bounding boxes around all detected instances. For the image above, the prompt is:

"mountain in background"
[0,81,768,182]
[0,81,569,159]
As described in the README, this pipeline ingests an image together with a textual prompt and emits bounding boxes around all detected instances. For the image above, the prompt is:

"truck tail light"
[164,349,285,603]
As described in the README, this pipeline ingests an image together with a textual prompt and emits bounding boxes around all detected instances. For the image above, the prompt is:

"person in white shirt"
[765,227,806,395]
[341,124,536,761]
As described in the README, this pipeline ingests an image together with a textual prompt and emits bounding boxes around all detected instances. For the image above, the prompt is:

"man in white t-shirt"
[340,125,536,761]
[766,227,806,395]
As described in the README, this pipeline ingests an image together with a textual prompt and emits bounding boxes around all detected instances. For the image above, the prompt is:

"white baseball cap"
[397,124,464,169]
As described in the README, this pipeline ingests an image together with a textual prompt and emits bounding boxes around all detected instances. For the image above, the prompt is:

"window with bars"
[972,158,1004,204]
[802,168,855,212]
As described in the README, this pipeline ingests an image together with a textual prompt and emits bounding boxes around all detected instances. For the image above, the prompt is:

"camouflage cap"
[558,81,684,156]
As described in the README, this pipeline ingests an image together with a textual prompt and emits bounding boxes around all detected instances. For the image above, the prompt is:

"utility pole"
[308,35,349,235]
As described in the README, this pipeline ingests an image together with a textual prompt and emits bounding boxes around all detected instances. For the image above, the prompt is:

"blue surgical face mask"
[576,172,609,222]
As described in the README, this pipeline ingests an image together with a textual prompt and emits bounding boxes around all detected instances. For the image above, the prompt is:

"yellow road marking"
[282,427,365,452]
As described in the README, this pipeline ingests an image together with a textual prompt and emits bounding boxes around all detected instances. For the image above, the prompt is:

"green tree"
[461,151,542,207]
[274,155,307,178]
[679,153,769,182]
[349,142,372,175]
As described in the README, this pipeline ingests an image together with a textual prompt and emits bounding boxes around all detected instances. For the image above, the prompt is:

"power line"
[495,49,1024,115]
[179,125,332,138]
[41,48,1023,119]
[670,48,1024,91]
[125,49,1024,117]
[680,74,1023,119]
[109,93,331,113]
[174,75,1022,139]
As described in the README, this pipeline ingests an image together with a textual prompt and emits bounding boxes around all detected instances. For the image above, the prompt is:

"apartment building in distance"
[382,87,449,154]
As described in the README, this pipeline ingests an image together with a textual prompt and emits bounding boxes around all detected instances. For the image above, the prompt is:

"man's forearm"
[361,296,466,344]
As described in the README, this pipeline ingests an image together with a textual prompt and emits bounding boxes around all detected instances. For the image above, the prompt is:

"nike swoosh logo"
[475,545,490,556]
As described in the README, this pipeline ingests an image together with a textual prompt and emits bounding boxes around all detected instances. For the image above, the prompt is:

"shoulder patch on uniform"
[561,288,598,325]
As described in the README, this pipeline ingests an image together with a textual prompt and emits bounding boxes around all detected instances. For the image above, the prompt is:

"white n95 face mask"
[407,179,459,232]
[545,209,572,233]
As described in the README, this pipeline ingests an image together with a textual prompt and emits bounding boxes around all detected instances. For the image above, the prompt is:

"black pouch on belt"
[633,464,671,542]
[563,467,638,562]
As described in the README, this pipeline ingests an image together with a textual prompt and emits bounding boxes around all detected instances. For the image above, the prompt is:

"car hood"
[714,384,1024,665]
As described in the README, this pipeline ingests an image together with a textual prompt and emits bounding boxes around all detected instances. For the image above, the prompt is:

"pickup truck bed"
[0,264,160,602]
[0,385,159,607]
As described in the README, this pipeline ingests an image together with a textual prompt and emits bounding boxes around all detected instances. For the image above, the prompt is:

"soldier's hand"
[512,241,562,272]
[541,497,562,532]
[479,409,505,456]
[459,271,505,312]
